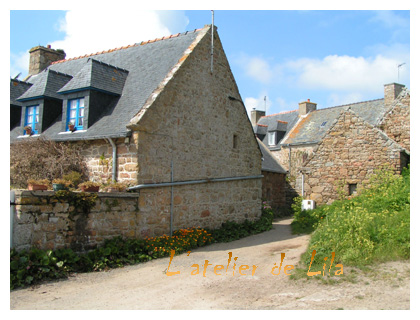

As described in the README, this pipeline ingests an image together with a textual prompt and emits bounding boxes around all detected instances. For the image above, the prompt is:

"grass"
[290,166,410,280]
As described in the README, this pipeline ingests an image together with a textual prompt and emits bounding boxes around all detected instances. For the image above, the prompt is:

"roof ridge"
[261,109,298,118]
[315,98,384,112]
[51,28,203,65]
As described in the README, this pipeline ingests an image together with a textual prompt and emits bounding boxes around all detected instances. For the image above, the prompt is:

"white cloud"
[370,11,409,30]
[10,10,189,78]
[238,55,274,84]
[244,94,271,118]
[10,52,29,79]
[285,53,409,93]
[51,10,189,59]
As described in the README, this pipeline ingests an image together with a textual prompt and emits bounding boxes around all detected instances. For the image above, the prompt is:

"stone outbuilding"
[10,25,263,237]
[253,83,410,206]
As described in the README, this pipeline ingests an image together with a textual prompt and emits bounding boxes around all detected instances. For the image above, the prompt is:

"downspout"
[10,190,15,248]
[106,138,117,182]
[301,171,305,198]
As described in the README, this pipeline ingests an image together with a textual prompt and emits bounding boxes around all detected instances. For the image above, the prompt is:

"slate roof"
[282,99,386,145]
[10,28,205,142]
[10,79,32,106]
[257,139,286,174]
[257,98,388,148]
[17,69,73,101]
[57,59,129,96]
[254,110,299,147]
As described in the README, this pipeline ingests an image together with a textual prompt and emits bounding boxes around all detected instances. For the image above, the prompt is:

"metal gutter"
[127,174,264,190]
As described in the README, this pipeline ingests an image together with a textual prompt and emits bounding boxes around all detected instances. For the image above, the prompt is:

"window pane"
[35,106,39,114]
[27,115,33,124]
[78,117,83,126]
[79,98,84,108]
[70,100,77,109]
[79,108,84,117]
[35,115,39,123]
[70,109,77,118]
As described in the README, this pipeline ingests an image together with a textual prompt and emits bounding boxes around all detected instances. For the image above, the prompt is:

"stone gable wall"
[380,90,410,152]
[303,110,404,205]
[130,28,263,228]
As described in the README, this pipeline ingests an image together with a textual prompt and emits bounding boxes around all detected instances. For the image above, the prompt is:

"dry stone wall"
[12,190,139,252]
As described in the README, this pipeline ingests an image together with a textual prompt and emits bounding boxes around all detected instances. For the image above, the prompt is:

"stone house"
[253,83,410,206]
[257,139,287,211]
[10,25,263,237]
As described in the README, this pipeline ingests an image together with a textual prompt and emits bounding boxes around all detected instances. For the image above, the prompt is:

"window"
[233,134,238,149]
[67,98,85,131]
[320,121,327,127]
[349,183,357,196]
[268,132,276,146]
[24,105,39,135]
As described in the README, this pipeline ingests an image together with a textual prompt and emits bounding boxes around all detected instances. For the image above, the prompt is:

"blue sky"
[10,8,412,117]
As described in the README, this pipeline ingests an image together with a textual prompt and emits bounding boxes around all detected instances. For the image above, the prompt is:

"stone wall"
[80,133,140,184]
[11,190,139,252]
[380,88,410,152]
[12,178,261,252]
[270,145,316,206]
[303,109,405,205]
[261,171,286,211]
[128,27,263,225]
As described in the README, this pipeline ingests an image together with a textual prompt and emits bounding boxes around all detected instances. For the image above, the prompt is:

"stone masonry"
[303,109,405,205]
[12,190,139,252]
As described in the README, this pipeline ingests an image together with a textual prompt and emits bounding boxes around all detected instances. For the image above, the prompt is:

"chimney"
[384,83,405,107]
[251,108,265,126]
[299,99,317,116]
[28,45,66,76]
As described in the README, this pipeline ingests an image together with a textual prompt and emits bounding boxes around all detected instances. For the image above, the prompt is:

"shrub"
[10,137,88,189]
[295,166,410,274]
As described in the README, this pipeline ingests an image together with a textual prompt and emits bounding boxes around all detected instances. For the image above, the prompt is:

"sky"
[8,5,413,119]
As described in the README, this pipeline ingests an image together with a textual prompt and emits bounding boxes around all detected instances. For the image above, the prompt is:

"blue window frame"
[24,105,39,135]
[67,98,85,131]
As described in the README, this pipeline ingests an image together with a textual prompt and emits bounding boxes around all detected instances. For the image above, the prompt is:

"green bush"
[210,202,274,242]
[295,166,410,272]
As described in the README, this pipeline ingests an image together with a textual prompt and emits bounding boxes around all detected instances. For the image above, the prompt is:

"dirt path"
[10,218,410,310]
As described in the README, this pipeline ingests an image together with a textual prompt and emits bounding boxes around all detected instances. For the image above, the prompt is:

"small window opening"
[268,131,276,146]
[349,183,357,196]
[233,134,238,149]
[320,121,327,127]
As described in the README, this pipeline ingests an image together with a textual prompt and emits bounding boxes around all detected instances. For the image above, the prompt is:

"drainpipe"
[301,171,305,198]
[106,138,117,182]
[127,175,264,190]
[10,190,15,248]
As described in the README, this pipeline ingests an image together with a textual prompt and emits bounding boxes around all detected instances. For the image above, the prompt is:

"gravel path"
[10,218,410,310]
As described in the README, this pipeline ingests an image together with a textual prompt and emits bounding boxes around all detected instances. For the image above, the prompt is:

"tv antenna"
[398,63,406,83]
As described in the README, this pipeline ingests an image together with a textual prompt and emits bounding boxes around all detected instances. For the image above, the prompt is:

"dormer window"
[24,105,39,135]
[268,131,276,146]
[67,98,85,130]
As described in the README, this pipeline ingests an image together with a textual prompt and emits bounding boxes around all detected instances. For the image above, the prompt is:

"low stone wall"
[11,190,140,252]
[11,179,262,252]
